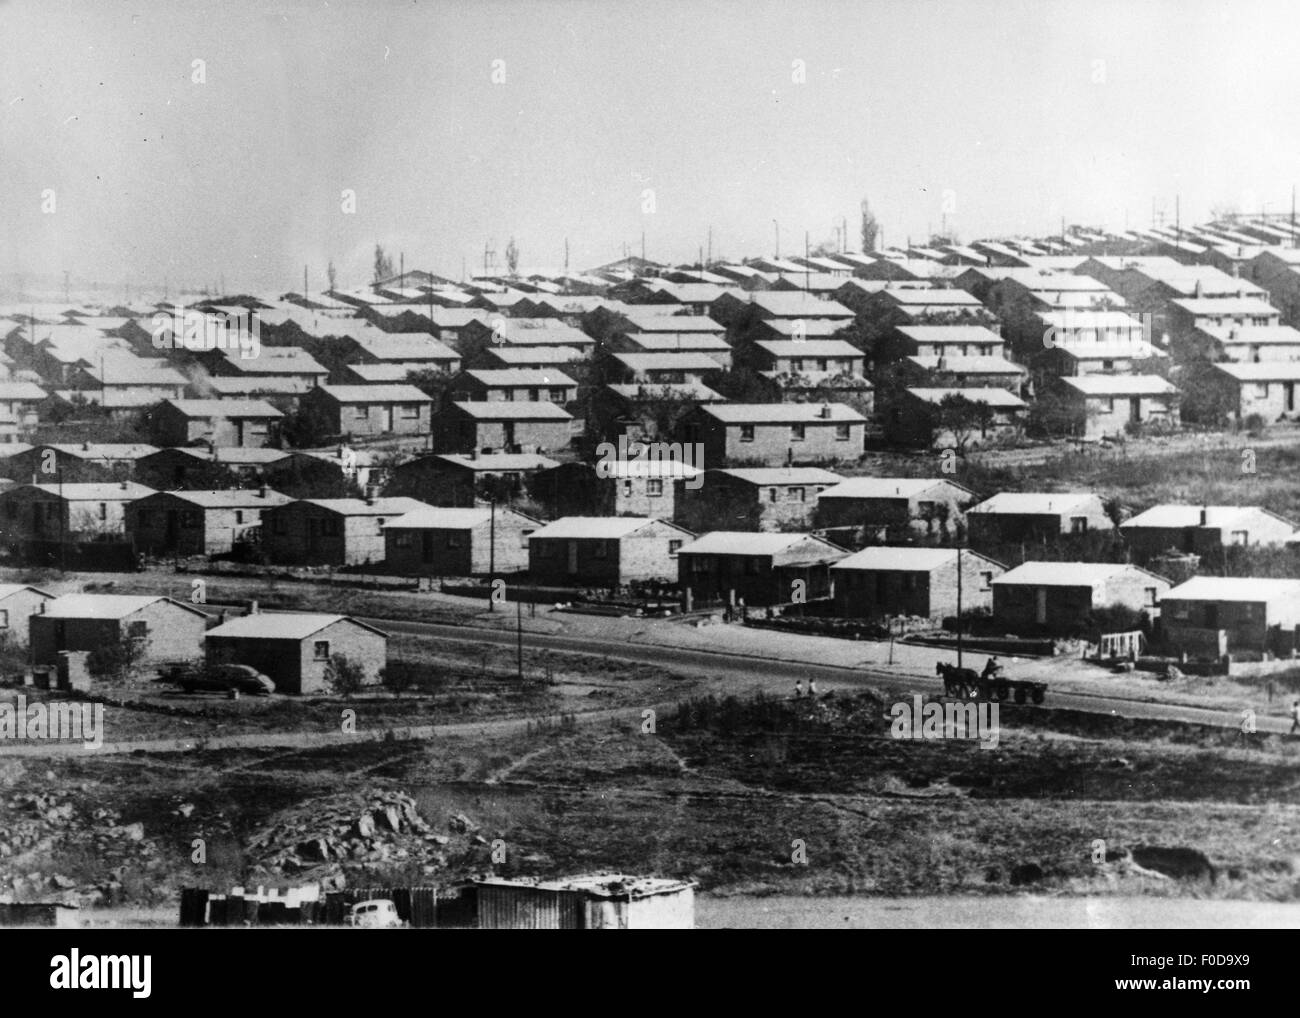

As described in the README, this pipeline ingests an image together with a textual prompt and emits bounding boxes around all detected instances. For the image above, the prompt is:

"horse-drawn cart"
[936,662,1046,704]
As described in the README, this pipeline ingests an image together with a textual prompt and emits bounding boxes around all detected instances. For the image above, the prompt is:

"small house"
[262,496,429,566]
[126,488,292,556]
[831,546,1006,621]
[0,584,55,643]
[675,531,849,606]
[1159,576,1300,657]
[966,491,1113,547]
[1120,504,1297,560]
[677,467,842,533]
[149,399,283,448]
[383,506,538,575]
[204,611,388,695]
[814,477,976,540]
[29,594,210,668]
[683,403,866,468]
[433,401,574,456]
[528,516,693,586]
[991,561,1170,634]
[300,385,434,438]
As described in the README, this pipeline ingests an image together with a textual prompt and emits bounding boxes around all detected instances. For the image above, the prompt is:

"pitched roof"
[11,481,154,501]
[967,491,1101,515]
[1212,362,1300,381]
[894,325,1004,344]
[712,467,842,485]
[315,384,432,403]
[832,546,988,572]
[698,402,865,423]
[528,516,690,540]
[818,477,973,500]
[449,400,572,420]
[611,352,722,372]
[482,345,586,365]
[753,340,862,358]
[1163,576,1300,602]
[39,594,207,619]
[993,561,1159,587]
[675,531,846,559]
[138,488,292,509]
[290,497,428,516]
[206,612,387,639]
[1060,374,1179,396]
[0,584,54,600]
[463,369,577,387]
[1121,504,1295,530]
[1169,297,1279,315]
[162,399,282,418]
[429,453,559,471]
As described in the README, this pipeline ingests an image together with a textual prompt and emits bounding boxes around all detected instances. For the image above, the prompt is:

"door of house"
[1129,397,1141,425]
[166,510,178,545]
[503,422,517,452]
[566,540,578,575]
[308,517,322,553]
[1205,603,1219,629]
[381,405,393,432]
[1286,383,1296,413]
[1035,588,1047,625]
[421,531,434,564]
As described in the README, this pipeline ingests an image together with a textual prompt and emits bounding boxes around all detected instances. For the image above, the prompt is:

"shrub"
[324,653,367,698]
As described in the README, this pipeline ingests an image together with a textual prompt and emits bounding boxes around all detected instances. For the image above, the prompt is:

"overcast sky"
[3,0,1299,296]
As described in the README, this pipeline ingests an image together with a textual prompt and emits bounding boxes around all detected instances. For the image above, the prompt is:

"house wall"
[324,398,431,438]
[433,413,571,455]
[0,489,137,543]
[1160,598,1270,653]
[815,486,971,536]
[992,584,1097,633]
[678,479,823,533]
[530,526,682,586]
[1228,378,1300,420]
[677,554,835,605]
[128,498,276,556]
[834,555,1000,620]
[31,601,207,667]
[967,503,1111,546]
[384,516,532,576]
[295,619,386,694]
[1070,393,1176,439]
[693,416,863,468]
[152,405,273,448]
[264,504,394,566]
[0,589,53,643]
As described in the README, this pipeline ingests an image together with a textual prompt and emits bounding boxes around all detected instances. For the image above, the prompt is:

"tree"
[373,244,394,284]
[1177,360,1236,428]
[327,259,337,293]
[404,368,458,412]
[935,393,996,453]
[381,663,415,698]
[87,632,147,682]
[279,401,336,448]
[505,237,520,277]
[325,654,367,698]
[860,198,880,254]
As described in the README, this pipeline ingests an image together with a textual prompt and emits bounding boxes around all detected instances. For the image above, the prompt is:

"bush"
[87,636,146,681]
[324,653,367,698]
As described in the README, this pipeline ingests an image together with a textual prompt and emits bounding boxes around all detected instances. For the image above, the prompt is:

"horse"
[936,661,980,699]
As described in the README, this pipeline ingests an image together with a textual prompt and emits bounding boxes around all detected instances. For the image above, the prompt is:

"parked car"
[344,899,403,928]
[161,663,276,696]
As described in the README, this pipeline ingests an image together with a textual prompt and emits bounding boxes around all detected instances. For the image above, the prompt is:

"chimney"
[247,600,259,616]
[258,485,267,499]
[365,485,378,505]
[1194,279,1203,299]
[1199,506,1208,526]
[120,480,128,491]
[819,403,832,419]
[82,441,90,451]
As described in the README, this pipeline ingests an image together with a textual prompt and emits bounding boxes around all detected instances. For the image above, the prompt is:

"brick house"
[527,516,693,586]
[204,611,388,695]
[0,381,47,443]
[814,477,976,541]
[1188,324,1300,363]
[1158,576,1300,657]
[878,325,1007,364]
[683,403,866,468]
[3,443,158,484]
[450,369,577,404]
[882,387,1027,448]
[149,399,283,448]
[675,531,849,606]
[676,467,842,533]
[0,481,154,544]
[433,401,574,455]
[382,505,539,575]
[1166,297,1281,348]
[29,594,210,668]
[991,561,1170,634]
[588,382,726,446]
[262,496,429,566]
[386,452,558,507]
[966,491,1113,547]
[0,584,55,643]
[1208,362,1300,420]
[604,331,732,368]
[533,460,702,520]
[831,546,1006,621]
[1055,375,1180,438]
[300,384,433,439]
[126,488,292,556]
[1121,504,1297,560]
[133,446,333,492]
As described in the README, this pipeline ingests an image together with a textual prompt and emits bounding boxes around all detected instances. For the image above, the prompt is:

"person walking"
[807,679,818,698]
[1290,699,1300,736]
[794,679,804,699]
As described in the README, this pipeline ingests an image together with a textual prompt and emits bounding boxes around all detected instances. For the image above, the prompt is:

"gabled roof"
[753,340,861,358]
[482,346,586,365]
[611,352,721,372]
[819,477,974,500]
[287,497,428,516]
[1169,297,1279,316]
[528,516,692,540]
[675,531,847,559]
[1060,375,1178,396]
[206,612,388,640]
[161,399,282,418]
[895,325,1004,344]
[315,384,432,403]
[136,488,292,509]
[698,402,865,423]
[428,453,559,471]
[1163,576,1300,602]
[145,446,294,465]
[39,594,208,620]
[8,481,154,501]
[832,545,1001,572]
[1121,504,1296,530]
[968,491,1102,515]
[713,467,843,485]
[449,400,572,421]
[1197,324,1300,344]
[993,561,1165,587]
[0,584,54,600]
[463,369,577,388]
[0,382,48,400]
[605,382,724,402]
[617,332,730,351]
[1211,362,1300,381]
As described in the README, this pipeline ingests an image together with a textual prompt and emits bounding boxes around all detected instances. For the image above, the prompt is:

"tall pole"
[516,593,524,681]
[773,219,780,258]
[488,497,496,612]
[707,225,712,266]
[805,231,810,291]
[956,546,963,670]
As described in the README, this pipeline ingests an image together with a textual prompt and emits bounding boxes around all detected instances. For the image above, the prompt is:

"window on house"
[127,620,147,641]
[395,532,412,548]
[647,479,663,497]
[593,541,608,559]
[1145,586,1159,607]
[768,488,779,504]
[918,500,935,516]
[1231,530,1249,545]
[979,571,993,592]
[816,359,828,372]
[447,533,462,548]
[98,503,108,521]
[835,423,850,440]
[313,640,330,661]
[1101,397,1114,413]
[791,424,806,441]
[521,529,534,548]
[790,487,806,502]
[1102,360,1114,370]
[400,404,420,418]
[622,480,633,498]
[549,389,565,402]
[1070,516,1088,534]
[791,359,804,372]
[528,390,540,402]
[740,424,755,442]
[0,610,8,629]
[354,405,369,418]
[668,539,682,556]
[234,510,244,524]
[1255,383,1269,398]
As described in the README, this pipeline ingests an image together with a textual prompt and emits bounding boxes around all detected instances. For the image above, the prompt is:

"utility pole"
[641,230,645,264]
[956,545,963,670]
[516,593,524,681]
[1175,194,1181,250]
[564,237,570,275]
[400,252,405,288]
[488,498,496,612]
[707,225,712,266]
[841,216,847,254]
[805,231,810,291]
[303,264,308,302]
[63,271,70,304]
[772,219,780,258]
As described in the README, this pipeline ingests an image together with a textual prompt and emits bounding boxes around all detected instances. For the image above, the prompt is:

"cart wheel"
[1014,687,1027,704]
[1031,688,1045,705]
[996,682,1010,701]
